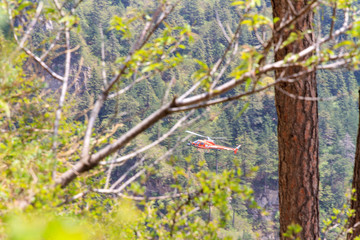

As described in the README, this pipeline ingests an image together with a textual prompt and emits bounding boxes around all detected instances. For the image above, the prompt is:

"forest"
[1,0,360,239]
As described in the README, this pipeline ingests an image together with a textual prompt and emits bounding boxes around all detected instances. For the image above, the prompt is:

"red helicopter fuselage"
[188,139,241,154]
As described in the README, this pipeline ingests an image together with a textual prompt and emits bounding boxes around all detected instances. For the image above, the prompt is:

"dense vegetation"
[1,0,360,239]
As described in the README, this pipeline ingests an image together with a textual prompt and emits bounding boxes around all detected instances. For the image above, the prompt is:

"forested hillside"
[1,0,360,239]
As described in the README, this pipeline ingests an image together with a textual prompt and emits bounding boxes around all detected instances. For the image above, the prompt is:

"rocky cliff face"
[254,186,280,239]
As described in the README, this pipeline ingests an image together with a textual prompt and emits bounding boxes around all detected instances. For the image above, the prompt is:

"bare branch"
[7,2,65,83]
[22,48,65,82]
[262,18,353,74]
[57,190,90,207]
[18,2,44,48]
[59,188,190,205]
[104,154,117,189]
[52,0,65,17]
[40,30,63,61]
[210,39,239,89]
[315,4,321,58]
[108,156,146,190]
[108,72,156,99]
[254,28,265,47]
[285,0,297,16]
[179,207,200,220]
[210,8,246,77]
[79,3,178,164]
[180,8,246,100]
[226,24,234,37]
[318,59,352,70]
[97,134,192,194]
[177,82,202,102]
[116,192,186,201]
[275,85,345,102]
[94,190,189,201]
[71,57,84,95]
[323,223,340,240]
[108,34,184,99]
[215,9,231,43]
[329,3,337,40]
[52,27,71,150]
[57,98,175,187]
[169,67,320,113]
[162,77,176,106]
[52,26,72,178]
[344,221,360,239]
[276,0,319,33]
[48,45,80,62]
[100,110,194,166]
[274,34,283,53]
[70,0,85,15]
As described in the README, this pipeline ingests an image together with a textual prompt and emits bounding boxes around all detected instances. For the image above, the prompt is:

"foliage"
[282,224,302,240]
[1,0,360,238]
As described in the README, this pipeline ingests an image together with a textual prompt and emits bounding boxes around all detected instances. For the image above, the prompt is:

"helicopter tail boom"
[234,145,241,154]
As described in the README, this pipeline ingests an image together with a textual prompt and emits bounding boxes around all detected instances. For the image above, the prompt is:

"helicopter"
[186,131,241,154]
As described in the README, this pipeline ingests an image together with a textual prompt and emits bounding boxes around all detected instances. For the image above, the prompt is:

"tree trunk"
[271,0,319,239]
[347,89,360,239]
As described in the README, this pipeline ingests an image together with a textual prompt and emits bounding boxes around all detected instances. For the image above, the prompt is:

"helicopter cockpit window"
[194,141,199,144]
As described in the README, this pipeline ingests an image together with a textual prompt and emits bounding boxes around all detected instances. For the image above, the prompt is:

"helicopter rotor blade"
[186,130,232,141]
[185,130,208,138]
[216,139,233,145]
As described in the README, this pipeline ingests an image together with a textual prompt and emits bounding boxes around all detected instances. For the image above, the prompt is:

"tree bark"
[347,89,360,240]
[271,0,319,239]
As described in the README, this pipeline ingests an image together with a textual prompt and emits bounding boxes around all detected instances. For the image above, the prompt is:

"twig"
[285,0,297,16]
[101,110,194,166]
[215,9,231,43]
[275,85,345,102]
[57,190,90,207]
[108,73,154,99]
[104,154,117,189]
[79,3,178,164]
[109,156,146,190]
[97,134,192,194]
[40,30,63,61]
[329,3,337,40]
[7,2,65,83]
[18,2,44,48]
[52,26,72,179]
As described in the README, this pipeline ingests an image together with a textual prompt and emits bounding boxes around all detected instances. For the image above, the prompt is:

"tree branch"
[101,110,194,166]
[52,26,72,178]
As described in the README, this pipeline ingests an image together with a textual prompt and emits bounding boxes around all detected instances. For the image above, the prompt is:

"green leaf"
[236,102,250,119]
[18,1,32,11]
[141,63,162,73]
[281,32,300,49]
[195,59,209,71]
[231,1,245,7]
[334,40,355,49]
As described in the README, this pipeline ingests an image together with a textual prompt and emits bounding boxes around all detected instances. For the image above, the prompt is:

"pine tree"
[272,0,319,238]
